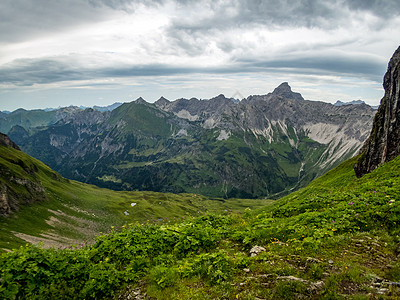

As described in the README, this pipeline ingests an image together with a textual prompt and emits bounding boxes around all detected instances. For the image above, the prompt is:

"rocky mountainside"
[355,46,400,177]
[0,133,57,216]
[8,83,376,198]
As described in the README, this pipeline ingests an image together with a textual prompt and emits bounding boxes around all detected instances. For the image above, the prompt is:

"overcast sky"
[0,0,399,111]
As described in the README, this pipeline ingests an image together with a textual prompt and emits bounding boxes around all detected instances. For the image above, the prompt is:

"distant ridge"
[334,100,365,106]
[334,99,378,109]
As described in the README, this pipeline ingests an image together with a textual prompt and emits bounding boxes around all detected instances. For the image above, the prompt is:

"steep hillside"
[0,133,272,252]
[10,84,375,199]
[0,132,53,216]
[1,150,399,299]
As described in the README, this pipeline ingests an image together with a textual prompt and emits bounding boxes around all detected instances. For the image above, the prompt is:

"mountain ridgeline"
[7,83,376,198]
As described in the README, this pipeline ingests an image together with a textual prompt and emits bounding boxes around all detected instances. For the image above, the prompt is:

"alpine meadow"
[1,1,400,299]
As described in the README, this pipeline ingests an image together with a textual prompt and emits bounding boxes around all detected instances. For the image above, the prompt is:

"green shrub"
[149,265,179,289]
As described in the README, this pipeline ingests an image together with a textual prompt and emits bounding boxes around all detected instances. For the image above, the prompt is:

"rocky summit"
[355,46,400,177]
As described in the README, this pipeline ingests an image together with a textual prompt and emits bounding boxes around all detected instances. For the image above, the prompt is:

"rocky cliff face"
[354,46,400,177]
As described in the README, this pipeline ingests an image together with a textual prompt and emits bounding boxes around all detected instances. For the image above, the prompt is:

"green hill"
[1,149,399,298]
[0,136,272,252]
[0,109,57,134]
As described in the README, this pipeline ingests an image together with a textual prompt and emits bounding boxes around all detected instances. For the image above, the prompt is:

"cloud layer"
[0,0,399,110]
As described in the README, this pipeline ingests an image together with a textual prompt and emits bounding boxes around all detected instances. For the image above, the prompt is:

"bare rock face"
[269,82,304,101]
[354,46,400,177]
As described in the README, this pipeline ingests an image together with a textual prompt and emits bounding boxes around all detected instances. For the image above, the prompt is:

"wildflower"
[349,202,353,205]
[332,220,335,223]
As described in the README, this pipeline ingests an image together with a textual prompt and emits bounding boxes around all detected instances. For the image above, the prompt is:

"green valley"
[0,137,272,252]
[1,146,400,298]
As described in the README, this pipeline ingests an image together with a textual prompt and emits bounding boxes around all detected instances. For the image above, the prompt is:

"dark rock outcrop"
[0,132,20,150]
[355,46,400,177]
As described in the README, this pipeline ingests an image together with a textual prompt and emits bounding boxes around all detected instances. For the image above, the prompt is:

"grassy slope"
[0,144,273,252]
[1,152,400,298]
[0,109,56,134]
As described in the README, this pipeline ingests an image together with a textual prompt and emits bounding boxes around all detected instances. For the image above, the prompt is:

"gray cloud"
[0,0,397,104]
[0,49,388,88]
[88,0,163,11]
[0,0,111,43]
[347,0,400,16]
[239,55,386,82]
[0,58,84,86]
[164,0,400,32]
[2,0,399,44]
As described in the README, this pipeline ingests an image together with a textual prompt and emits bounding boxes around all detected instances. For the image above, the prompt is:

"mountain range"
[4,82,376,199]
[0,46,399,299]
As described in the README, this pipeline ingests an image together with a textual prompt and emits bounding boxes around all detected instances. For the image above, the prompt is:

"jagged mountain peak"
[154,96,170,109]
[209,94,232,103]
[270,82,304,101]
[135,97,147,104]
[156,96,170,103]
[213,94,227,99]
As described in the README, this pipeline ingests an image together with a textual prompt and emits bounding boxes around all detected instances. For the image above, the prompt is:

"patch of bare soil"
[13,208,101,249]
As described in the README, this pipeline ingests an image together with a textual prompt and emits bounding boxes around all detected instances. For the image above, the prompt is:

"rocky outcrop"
[0,133,49,216]
[354,46,400,177]
[0,132,20,150]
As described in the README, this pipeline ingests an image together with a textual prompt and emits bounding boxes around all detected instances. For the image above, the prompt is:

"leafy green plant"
[149,265,179,289]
